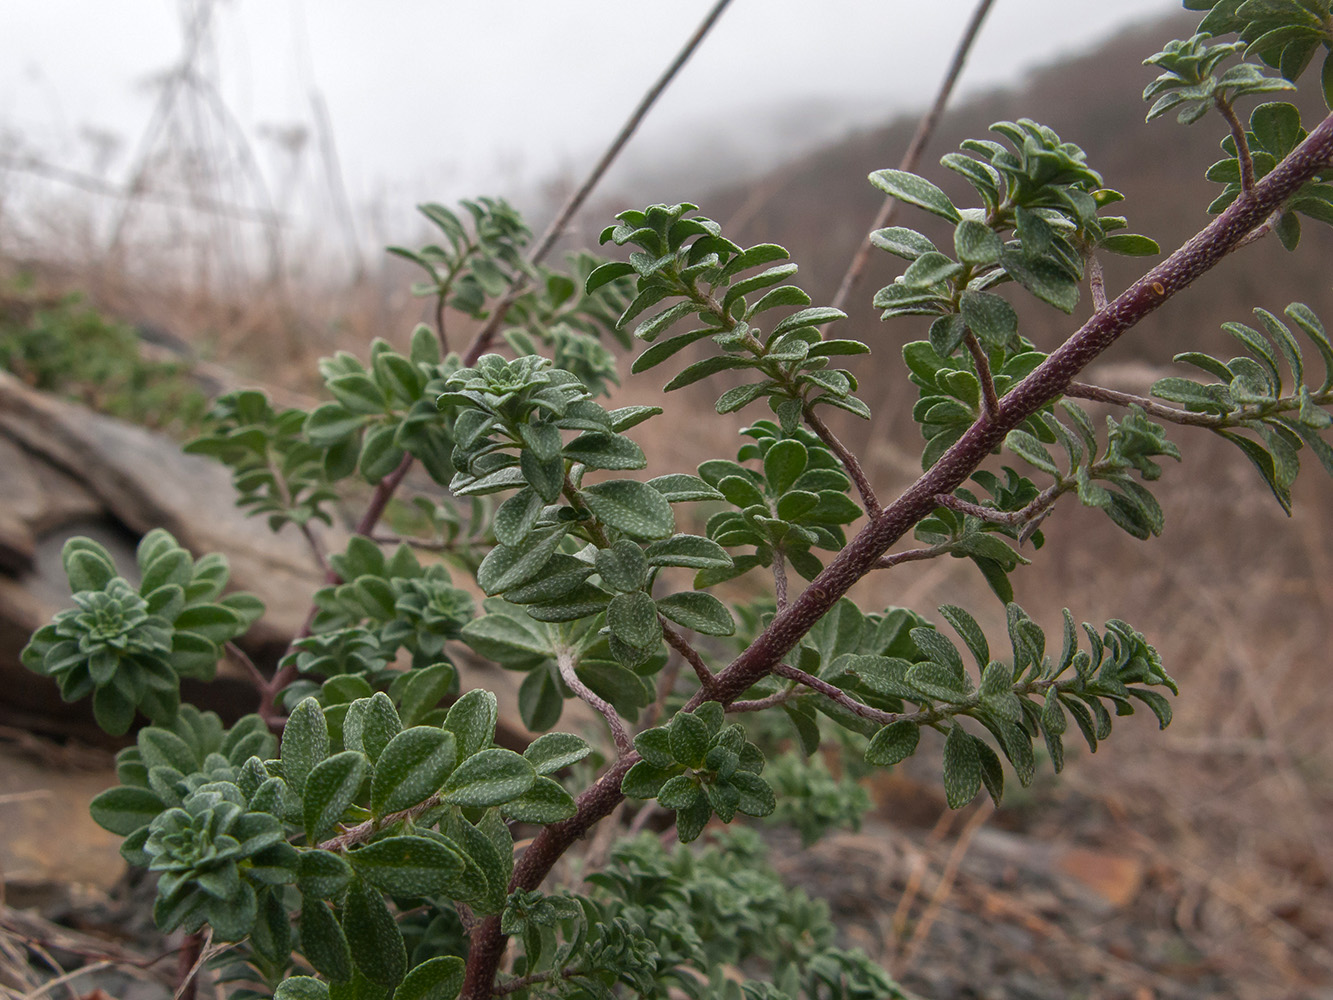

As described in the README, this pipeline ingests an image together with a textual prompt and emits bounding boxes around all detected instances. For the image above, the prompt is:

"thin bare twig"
[932,481,1066,532]
[873,544,951,570]
[1063,381,1228,426]
[771,663,902,726]
[962,332,999,420]
[461,0,734,367]
[831,0,996,312]
[897,803,994,972]
[298,522,329,575]
[728,685,795,714]
[803,406,880,516]
[1216,96,1256,197]
[172,928,214,1000]
[643,655,684,729]
[318,794,443,852]
[1088,253,1108,311]
[772,548,789,610]
[659,620,719,698]
[20,961,117,1000]
[225,641,268,693]
[557,649,633,755]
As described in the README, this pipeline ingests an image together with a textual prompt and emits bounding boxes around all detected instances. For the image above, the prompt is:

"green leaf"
[954,219,1004,266]
[645,534,732,570]
[440,748,536,807]
[284,697,331,797]
[493,488,543,547]
[304,751,370,844]
[869,226,938,260]
[961,290,1018,347]
[621,760,680,798]
[663,355,754,391]
[770,306,847,337]
[392,957,465,1000]
[370,727,458,818]
[869,169,962,222]
[655,592,735,636]
[348,836,465,896]
[582,479,675,539]
[344,693,403,764]
[1001,250,1079,313]
[444,689,499,760]
[595,539,649,593]
[866,722,920,766]
[563,432,647,472]
[669,712,710,769]
[763,439,808,494]
[646,474,724,502]
[942,724,982,809]
[585,260,635,294]
[1100,233,1160,256]
[500,775,578,823]
[297,850,353,900]
[607,591,663,649]
[300,896,353,982]
[939,605,990,669]
[89,786,164,836]
[475,526,570,595]
[731,771,776,817]
[460,614,553,662]
[342,878,407,987]
[523,732,593,774]
[277,978,331,1000]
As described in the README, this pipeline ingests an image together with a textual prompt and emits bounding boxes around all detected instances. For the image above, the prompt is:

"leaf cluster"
[621,702,774,842]
[873,119,1157,326]
[20,531,262,733]
[1186,0,1333,103]
[388,199,531,320]
[90,688,593,997]
[185,391,339,531]
[305,327,459,486]
[1151,300,1333,509]
[1205,101,1333,246]
[697,421,861,584]
[589,203,867,423]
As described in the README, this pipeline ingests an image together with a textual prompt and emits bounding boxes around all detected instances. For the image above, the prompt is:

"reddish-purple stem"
[454,110,1333,1000]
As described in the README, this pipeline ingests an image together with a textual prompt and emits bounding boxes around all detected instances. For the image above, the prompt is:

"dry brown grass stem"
[896,802,994,971]
[830,0,997,314]
[462,0,734,367]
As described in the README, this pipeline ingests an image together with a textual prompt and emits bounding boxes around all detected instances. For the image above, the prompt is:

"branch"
[557,649,633,756]
[932,481,1067,533]
[298,522,330,576]
[771,663,903,726]
[830,0,996,312]
[1088,253,1108,312]
[642,654,683,728]
[873,544,951,570]
[1063,381,1229,426]
[771,548,789,610]
[659,620,719,698]
[803,406,880,515]
[458,97,1333,1000]
[225,641,268,694]
[1216,95,1256,197]
[354,453,416,538]
[318,794,444,852]
[461,0,733,368]
[962,332,999,420]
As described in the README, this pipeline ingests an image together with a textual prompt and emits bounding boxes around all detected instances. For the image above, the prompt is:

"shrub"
[21,3,1333,998]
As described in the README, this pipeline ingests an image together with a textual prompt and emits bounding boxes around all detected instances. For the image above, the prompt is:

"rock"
[0,742,122,896]
[0,372,340,732]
